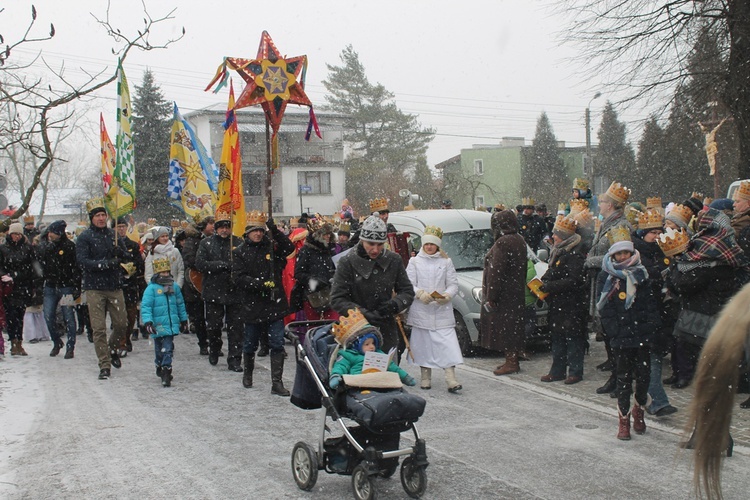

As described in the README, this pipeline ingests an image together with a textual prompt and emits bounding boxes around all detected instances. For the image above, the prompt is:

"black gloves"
[376,299,401,317]
[144,322,157,336]
[180,321,189,334]
[267,218,277,232]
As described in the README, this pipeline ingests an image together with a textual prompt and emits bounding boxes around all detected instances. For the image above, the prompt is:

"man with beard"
[38,220,80,358]
[195,210,243,370]
[233,211,294,394]
[75,199,130,380]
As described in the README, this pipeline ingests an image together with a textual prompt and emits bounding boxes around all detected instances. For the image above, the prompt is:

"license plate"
[536,315,548,327]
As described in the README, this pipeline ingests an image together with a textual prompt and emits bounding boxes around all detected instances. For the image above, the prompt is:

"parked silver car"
[388,209,549,355]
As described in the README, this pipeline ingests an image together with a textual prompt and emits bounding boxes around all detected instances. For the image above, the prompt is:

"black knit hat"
[682,197,704,217]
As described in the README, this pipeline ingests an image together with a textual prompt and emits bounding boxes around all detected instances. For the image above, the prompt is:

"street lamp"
[585,92,602,188]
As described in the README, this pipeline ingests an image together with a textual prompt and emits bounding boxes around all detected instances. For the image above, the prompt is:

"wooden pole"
[265,117,273,219]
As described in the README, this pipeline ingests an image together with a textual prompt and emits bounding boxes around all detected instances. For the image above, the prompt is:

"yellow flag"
[217,81,246,237]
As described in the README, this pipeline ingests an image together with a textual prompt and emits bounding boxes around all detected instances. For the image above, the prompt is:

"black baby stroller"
[286,320,428,500]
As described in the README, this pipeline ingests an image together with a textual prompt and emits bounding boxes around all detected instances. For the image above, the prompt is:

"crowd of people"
[3,180,750,445]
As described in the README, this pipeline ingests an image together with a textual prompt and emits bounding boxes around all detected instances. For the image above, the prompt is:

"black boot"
[161,366,173,387]
[131,330,139,341]
[242,352,255,388]
[596,373,616,394]
[270,352,290,396]
[50,338,64,357]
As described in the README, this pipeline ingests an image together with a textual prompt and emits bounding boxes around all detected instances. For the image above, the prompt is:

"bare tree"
[0,2,184,230]
[556,0,750,179]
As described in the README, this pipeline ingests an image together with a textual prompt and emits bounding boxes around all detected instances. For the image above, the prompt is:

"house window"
[246,172,263,196]
[297,171,331,195]
[475,195,485,207]
[474,159,484,175]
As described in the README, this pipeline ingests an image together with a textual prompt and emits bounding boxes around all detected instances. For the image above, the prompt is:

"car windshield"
[442,229,494,271]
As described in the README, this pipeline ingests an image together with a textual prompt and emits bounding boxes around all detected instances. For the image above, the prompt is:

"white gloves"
[435,294,452,305]
[415,289,434,304]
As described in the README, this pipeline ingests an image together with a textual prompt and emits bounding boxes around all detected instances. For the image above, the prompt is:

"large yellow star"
[181,156,204,189]
[255,59,295,101]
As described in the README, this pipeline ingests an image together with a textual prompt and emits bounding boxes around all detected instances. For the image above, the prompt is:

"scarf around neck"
[153,273,174,294]
[153,241,174,255]
[549,233,581,264]
[597,250,648,311]
[678,208,748,272]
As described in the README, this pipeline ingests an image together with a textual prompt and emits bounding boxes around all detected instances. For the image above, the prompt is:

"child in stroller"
[289,309,428,499]
[329,325,417,389]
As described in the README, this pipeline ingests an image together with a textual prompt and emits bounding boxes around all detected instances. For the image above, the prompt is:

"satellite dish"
[398,189,411,197]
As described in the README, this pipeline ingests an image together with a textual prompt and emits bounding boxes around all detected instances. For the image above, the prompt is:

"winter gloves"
[179,321,189,334]
[144,322,157,336]
[376,299,401,317]
[415,289,451,305]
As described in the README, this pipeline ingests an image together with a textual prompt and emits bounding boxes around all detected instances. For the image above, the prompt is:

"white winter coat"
[405,250,459,330]
[144,242,185,288]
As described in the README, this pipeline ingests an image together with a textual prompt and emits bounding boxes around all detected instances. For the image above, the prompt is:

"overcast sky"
[5,0,648,167]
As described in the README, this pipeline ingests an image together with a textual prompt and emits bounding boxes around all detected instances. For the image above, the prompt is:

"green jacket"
[331,348,409,381]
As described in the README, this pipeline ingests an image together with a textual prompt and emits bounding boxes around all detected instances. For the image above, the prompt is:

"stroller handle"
[284,319,336,347]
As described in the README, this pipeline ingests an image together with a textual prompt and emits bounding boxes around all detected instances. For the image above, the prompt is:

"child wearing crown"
[596,227,661,440]
[404,226,464,392]
[329,309,417,389]
[141,257,188,387]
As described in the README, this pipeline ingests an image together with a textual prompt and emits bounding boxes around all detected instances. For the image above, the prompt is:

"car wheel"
[454,311,474,357]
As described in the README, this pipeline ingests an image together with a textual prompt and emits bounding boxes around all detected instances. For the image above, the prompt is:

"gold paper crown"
[691,191,704,200]
[625,205,641,228]
[170,218,180,228]
[553,215,578,235]
[180,220,189,229]
[668,204,693,225]
[606,226,632,246]
[557,203,566,213]
[246,210,269,228]
[703,197,714,207]
[215,209,231,223]
[494,203,506,211]
[193,205,214,225]
[521,197,535,207]
[369,197,389,213]
[331,308,372,347]
[637,209,664,230]
[338,222,351,232]
[604,181,631,205]
[569,199,589,214]
[572,178,589,191]
[307,214,333,234]
[572,209,594,229]
[147,218,157,225]
[424,225,444,240]
[657,227,689,257]
[735,181,750,201]
[120,262,136,278]
[152,257,172,274]
[475,205,487,212]
[86,198,106,214]
[23,215,35,224]
[646,197,662,209]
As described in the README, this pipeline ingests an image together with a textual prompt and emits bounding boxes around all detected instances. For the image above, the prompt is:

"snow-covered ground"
[1,334,749,499]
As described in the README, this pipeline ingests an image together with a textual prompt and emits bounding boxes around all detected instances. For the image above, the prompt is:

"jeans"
[244,319,284,355]
[549,334,585,378]
[647,352,671,413]
[154,335,175,367]
[43,286,77,351]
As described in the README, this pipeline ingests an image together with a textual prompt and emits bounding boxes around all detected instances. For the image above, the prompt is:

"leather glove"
[403,375,417,386]
[144,322,157,336]
[73,288,82,300]
[179,321,189,334]
[329,374,342,389]
[435,294,452,305]
[267,218,277,232]
[376,299,400,317]
[415,289,433,305]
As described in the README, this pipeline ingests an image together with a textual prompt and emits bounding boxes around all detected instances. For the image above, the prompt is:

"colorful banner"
[167,103,217,220]
[112,60,136,217]
[99,114,118,216]
[217,81,246,237]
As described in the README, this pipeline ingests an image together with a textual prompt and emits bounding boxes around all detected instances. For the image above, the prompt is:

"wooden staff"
[395,315,414,362]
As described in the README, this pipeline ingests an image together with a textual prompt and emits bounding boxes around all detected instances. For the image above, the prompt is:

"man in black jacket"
[180,215,214,355]
[195,212,243,370]
[233,212,294,394]
[75,199,129,380]
[39,220,80,358]
[115,217,144,355]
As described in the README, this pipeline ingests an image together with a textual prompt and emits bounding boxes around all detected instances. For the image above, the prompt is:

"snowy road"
[1,335,749,499]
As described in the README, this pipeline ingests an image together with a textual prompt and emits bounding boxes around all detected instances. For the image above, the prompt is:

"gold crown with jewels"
[637,209,664,230]
[369,197,389,213]
[521,197,535,207]
[246,210,268,228]
[668,204,693,225]
[646,197,662,209]
[147,217,158,226]
[553,215,578,235]
[572,178,589,191]
[604,181,631,205]
[215,209,232,223]
[86,198,106,214]
[657,227,690,257]
[606,226,632,246]
[423,225,444,240]
[152,257,171,274]
[569,199,589,214]
[23,215,35,224]
[332,308,380,347]
[735,181,750,201]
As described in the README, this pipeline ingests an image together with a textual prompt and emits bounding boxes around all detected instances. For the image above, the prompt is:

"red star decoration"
[206,31,313,139]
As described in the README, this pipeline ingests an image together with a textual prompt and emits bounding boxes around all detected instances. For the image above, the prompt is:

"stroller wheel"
[291,442,318,491]
[351,465,375,500]
[400,457,427,498]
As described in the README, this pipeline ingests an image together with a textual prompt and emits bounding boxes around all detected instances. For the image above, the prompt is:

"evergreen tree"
[523,112,567,206]
[323,45,435,214]
[595,101,635,191]
[132,69,176,223]
[633,115,670,200]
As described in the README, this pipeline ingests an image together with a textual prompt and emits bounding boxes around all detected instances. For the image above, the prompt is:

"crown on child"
[332,308,371,347]
[152,257,171,274]
[606,226,631,246]
[657,227,690,257]
[573,178,589,191]
[637,209,664,230]
[369,197,389,213]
